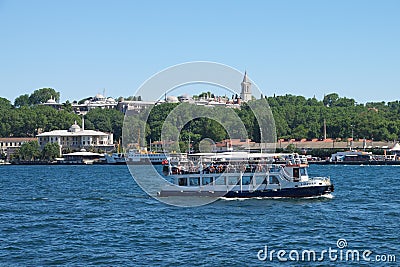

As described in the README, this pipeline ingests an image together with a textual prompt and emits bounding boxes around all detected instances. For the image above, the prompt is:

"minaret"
[240,71,252,102]
[82,117,85,131]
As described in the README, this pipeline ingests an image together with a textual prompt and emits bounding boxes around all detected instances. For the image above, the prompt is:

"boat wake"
[302,193,334,199]
[219,193,334,201]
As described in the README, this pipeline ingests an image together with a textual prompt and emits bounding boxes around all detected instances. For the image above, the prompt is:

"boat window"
[228,177,240,185]
[202,177,213,186]
[270,165,280,172]
[300,167,307,176]
[215,176,226,185]
[269,175,280,184]
[242,176,252,185]
[255,176,267,185]
[293,168,300,178]
[178,178,187,186]
[189,177,200,186]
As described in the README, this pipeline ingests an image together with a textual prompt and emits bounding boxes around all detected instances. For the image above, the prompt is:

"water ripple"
[0,165,399,266]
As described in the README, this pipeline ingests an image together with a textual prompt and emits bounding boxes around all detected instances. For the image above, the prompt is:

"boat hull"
[158,185,334,198]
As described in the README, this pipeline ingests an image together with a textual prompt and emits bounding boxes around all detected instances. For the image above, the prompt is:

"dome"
[46,98,56,104]
[69,121,81,132]
[95,94,105,100]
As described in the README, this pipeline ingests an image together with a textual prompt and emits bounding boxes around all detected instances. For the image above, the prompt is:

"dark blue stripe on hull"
[159,185,333,198]
[224,186,332,198]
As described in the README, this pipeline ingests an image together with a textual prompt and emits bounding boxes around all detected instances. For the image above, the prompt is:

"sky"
[0,0,399,103]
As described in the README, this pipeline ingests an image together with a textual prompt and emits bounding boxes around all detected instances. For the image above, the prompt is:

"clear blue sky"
[0,0,399,103]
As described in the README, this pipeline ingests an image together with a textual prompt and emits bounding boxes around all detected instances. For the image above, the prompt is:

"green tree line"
[0,88,124,140]
[267,93,400,141]
[1,90,400,147]
[15,141,60,161]
[141,93,400,146]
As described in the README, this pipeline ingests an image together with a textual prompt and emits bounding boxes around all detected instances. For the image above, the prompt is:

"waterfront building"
[0,137,38,161]
[58,151,105,164]
[37,119,114,152]
[213,139,255,152]
[150,140,177,152]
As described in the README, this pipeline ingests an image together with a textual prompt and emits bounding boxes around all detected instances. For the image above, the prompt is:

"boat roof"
[390,143,400,151]
[188,152,299,160]
[63,151,104,156]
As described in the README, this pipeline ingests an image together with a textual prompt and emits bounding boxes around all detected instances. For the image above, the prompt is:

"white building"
[41,96,63,110]
[0,137,38,161]
[117,100,156,114]
[37,119,114,152]
[240,71,252,102]
[72,94,117,115]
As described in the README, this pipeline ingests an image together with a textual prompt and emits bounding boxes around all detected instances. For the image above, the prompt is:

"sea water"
[0,165,399,266]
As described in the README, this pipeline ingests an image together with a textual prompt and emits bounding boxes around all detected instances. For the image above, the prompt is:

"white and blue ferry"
[158,152,334,198]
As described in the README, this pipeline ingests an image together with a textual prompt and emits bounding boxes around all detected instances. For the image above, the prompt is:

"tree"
[78,97,92,104]
[85,108,124,140]
[14,94,30,107]
[291,125,308,140]
[42,142,60,160]
[323,93,339,107]
[17,141,41,161]
[0,98,13,137]
[62,100,73,112]
[0,97,12,110]
[124,96,135,101]
[29,88,60,104]
[336,97,355,107]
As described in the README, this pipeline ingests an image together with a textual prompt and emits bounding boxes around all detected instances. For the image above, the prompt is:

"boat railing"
[167,161,290,176]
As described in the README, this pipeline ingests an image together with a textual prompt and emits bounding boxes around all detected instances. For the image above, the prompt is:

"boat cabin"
[282,164,308,182]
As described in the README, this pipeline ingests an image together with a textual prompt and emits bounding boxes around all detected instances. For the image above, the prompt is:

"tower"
[240,71,252,102]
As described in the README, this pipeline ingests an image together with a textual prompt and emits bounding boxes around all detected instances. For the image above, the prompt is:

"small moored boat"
[105,153,126,164]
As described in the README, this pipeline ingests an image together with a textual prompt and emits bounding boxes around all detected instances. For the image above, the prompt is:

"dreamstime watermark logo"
[122,61,276,207]
[257,238,396,263]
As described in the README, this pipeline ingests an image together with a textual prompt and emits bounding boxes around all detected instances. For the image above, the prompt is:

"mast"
[188,131,191,154]
[138,128,140,149]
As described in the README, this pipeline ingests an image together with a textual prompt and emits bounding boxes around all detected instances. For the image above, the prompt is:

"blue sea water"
[0,165,399,266]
